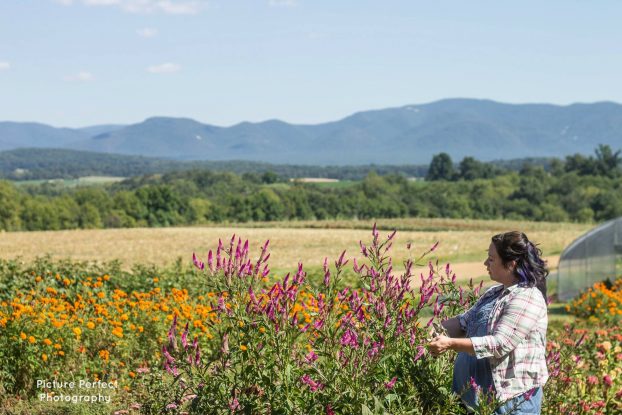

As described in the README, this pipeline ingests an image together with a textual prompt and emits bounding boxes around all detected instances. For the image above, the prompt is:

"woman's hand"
[428,335,453,357]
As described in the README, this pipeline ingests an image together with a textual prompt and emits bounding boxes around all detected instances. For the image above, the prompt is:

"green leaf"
[373,396,384,412]
[385,393,398,403]
[361,404,374,415]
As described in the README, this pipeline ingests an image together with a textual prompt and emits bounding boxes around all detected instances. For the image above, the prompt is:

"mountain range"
[1,99,621,165]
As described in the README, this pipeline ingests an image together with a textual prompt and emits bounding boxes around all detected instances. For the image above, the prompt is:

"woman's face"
[484,242,516,285]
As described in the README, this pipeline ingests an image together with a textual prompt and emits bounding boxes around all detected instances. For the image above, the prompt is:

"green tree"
[594,144,621,178]
[0,181,22,231]
[426,153,455,181]
[458,157,495,180]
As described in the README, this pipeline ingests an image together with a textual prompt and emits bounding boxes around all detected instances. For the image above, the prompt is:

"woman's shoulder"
[508,285,547,308]
[482,284,504,296]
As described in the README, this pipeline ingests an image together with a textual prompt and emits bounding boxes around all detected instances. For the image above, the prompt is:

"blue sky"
[1,0,621,128]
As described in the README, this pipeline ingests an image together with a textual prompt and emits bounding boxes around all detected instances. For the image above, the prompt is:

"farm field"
[1,217,620,414]
[11,176,126,187]
[0,218,590,278]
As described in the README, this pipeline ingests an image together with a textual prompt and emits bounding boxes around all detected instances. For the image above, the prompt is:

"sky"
[1,0,621,128]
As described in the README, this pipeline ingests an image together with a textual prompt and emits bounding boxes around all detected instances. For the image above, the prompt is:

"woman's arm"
[441,317,466,338]
[428,336,474,356]
[469,288,547,359]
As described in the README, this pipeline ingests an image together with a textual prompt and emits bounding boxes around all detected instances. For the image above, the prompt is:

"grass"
[0,218,590,282]
[11,176,125,188]
[306,180,358,189]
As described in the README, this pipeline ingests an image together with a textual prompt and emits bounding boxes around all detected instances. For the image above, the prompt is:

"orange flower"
[86,321,95,329]
[28,336,36,344]
[240,345,248,351]
[20,332,27,340]
[43,338,52,346]
[42,353,48,362]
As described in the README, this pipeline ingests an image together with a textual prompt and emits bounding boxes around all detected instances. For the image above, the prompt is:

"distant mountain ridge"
[1,99,621,164]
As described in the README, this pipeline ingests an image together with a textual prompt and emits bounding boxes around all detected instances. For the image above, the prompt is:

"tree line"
[0,146,620,231]
[0,148,554,181]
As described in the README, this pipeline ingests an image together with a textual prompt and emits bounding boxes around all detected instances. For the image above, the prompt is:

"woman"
[428,231,549,414]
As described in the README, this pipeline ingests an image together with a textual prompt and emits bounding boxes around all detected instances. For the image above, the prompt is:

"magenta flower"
[384,376,397,389]
[340,329,359,348]
[229,397,240,411]
[192,252,204,270]
[360,241,368,257]
[301,374,323,392]
[523,387,536,401]
[603,374,613,388]
[469,376,480,392]
[181,322,189,350]
[413,346,425,363]
[304,350,318,364]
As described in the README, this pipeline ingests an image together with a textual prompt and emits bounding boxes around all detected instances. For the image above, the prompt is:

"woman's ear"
[506,260,517,271]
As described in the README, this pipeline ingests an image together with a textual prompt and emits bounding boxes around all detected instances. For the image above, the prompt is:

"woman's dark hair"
[491,231,549,302]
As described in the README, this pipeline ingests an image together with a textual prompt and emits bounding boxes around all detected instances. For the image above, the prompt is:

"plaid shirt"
[458,283,549,402]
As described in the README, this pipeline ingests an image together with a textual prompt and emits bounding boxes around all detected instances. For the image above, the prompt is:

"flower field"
[1,228,621,414]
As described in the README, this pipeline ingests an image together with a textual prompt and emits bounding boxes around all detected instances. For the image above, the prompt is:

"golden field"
[0,218,591,280]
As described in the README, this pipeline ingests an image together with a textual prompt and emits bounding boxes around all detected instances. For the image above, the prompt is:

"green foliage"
[2,146,622,231]
[426,153,456,181]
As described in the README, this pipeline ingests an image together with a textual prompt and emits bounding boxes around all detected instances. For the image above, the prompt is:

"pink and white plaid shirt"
[459,283,549,402]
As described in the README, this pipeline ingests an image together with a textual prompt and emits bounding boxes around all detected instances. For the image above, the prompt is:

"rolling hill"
[1,99,621,164]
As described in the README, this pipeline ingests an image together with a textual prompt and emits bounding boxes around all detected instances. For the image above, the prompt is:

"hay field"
[0,218,591,280]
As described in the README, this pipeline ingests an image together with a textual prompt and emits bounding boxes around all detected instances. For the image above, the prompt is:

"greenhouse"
[557,217,622,301]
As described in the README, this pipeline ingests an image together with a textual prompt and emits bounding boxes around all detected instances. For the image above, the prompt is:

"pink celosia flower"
[384,376,397,389]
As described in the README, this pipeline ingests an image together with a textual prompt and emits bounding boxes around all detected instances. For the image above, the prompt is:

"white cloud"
[147,62,181,74]
[84,0,121,5]
[137,27,158,38]
[269,0,298,7]
[65,71,95,81]
[53,0,204,14]
[0,62,10,70]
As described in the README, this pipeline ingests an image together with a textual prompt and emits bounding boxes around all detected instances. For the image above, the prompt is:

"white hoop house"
[557,217,622,301]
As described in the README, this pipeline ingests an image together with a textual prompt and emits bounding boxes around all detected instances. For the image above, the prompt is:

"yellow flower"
[73,327,82,337]
[42,353,48,362]
[20,332,27,340]
[43,338,52,346]
[28,336,36,344]
[57,350,65,356]
[86,322,95,330]
[112,327,123,338]
[240,345,248,351]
